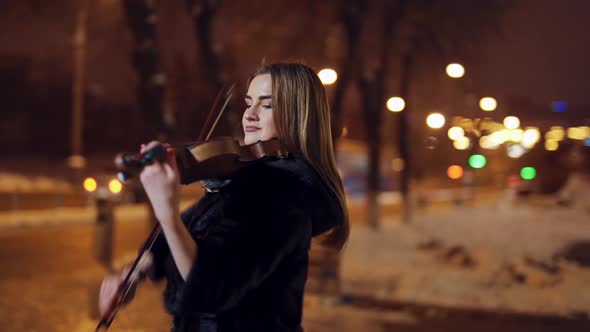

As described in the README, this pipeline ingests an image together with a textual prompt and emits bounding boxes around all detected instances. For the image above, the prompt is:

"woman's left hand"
[139,141,180,227]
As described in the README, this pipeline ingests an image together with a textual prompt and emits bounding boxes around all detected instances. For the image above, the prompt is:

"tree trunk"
[122,0,170,141]
[361,77,383,229]
[332,0,364,144]
[185,0,224,90]
[398,50,413,223]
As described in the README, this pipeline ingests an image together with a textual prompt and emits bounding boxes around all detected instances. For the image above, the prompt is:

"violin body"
[176,137,289,184]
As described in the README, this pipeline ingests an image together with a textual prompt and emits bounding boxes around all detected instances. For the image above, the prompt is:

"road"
[1,215,589,331]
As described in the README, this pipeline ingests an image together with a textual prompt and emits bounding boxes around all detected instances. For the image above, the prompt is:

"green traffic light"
[469,154,487,169]
[520,167,537,180]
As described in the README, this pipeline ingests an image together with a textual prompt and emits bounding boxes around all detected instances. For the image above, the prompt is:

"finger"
[144,141,162,151]
[142,161,165,174]
[163,163,179,181]
[165,147,178,172]
[120,266,133,283]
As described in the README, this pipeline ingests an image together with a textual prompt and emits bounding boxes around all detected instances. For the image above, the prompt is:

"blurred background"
[1,0,590,331]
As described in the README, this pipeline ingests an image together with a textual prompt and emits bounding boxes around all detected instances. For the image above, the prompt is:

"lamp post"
[68,0,92,171]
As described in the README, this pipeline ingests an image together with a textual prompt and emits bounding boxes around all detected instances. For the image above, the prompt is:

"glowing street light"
[479,97,497,111]
[386,97,405,112]
[469,154,487,169]
[426,112,446,129]
[108,179,123,194]
[447,165,464,180]
[520,167,537,180]
[503,116,520,129]
[83,177,97,192]
[447,126,465,140]
[318,68,338,85]
[522,128,541,148]
[446,63,465,78]
[545,140,559,151]
[453,136,470,150]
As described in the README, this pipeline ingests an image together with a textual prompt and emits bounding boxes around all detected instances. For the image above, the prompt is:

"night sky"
[472,0,590,105]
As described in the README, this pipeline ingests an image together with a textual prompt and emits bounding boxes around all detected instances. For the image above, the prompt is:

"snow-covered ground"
[343,199,590,316]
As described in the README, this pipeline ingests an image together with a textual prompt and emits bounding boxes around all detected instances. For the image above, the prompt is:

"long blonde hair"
[253,63,349,249]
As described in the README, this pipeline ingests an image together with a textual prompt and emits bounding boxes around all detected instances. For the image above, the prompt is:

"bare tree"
[333,0,507,227]
[122,0,171,141]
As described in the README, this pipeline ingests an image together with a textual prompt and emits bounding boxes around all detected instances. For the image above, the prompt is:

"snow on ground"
[343,199,590,316]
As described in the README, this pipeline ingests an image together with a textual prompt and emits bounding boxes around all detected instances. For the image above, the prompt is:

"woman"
[99,63,349,331]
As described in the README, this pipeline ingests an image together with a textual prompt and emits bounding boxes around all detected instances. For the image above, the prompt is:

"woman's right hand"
[98,254,153,317]
[98,265,135,317]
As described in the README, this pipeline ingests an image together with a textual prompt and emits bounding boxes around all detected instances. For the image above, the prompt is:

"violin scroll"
[114,144,167,182]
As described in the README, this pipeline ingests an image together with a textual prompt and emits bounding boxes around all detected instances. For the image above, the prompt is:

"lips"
[245,126,261,132]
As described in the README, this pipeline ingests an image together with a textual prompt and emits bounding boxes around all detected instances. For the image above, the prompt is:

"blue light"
[585,137,590,147]
[552,101,567,112]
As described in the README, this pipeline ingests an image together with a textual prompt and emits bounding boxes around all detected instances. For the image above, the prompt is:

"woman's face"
[243,74,278,145]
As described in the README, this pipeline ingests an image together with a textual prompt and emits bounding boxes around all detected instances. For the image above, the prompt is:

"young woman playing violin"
[98,63,349,332]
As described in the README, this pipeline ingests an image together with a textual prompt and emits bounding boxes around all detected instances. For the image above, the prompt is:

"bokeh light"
[318,68,338,85]
[567,126,590,140]
[468,154,487,169]
[479,136,499,150]
[446,63,465,78]
[447,165,464,180]
[479,97,497,111]
[453,136,471,150]
[507,144,526,159]
[108,179,122,194]
[426,113,446,129]
[545,126,565,141]
[521,128,541,148]
[520,167,537,180]
[447,126,465,140]
[503,116,520,129]
[83,177,97,192]
[386,97,405,112]
[545,139,559,151]
[469,154,488,169]
[551,101,567,112]
[508,129,524,142]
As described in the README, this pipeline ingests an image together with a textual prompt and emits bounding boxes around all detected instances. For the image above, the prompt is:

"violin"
[115,136,288,185]
[95,85,288,331]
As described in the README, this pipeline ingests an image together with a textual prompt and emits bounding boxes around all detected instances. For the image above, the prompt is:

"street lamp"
[448,126,465,140]
[503,116,520,129]
[453,136,470,150]
[545,140,559,151]
[446,63,465,78]
[318,68,338,85]
[426,112,446,129]
[479,97,497,112]
[386,97,405,112]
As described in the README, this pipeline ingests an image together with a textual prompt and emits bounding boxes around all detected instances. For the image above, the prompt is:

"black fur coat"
[148,154,344,332]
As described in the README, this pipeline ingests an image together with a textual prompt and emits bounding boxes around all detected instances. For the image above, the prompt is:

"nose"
[244,105,259,122]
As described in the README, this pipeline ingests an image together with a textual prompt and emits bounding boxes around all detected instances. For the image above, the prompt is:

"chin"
[243,135,256,145]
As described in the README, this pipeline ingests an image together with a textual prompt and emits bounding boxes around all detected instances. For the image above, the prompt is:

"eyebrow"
[245,95,272,100]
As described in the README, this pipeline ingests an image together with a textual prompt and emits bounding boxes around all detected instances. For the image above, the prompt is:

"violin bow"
[198,83,235,141]
[95,83,235,331]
